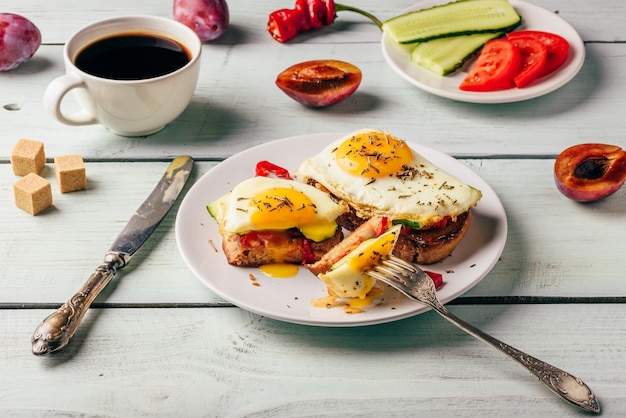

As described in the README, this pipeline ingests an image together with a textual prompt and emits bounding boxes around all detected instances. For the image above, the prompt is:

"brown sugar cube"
[54,154,87,193]
[13,173,53,215]
[10,139,46,176]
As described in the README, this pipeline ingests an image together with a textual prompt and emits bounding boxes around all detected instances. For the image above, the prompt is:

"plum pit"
[573,157,609,180]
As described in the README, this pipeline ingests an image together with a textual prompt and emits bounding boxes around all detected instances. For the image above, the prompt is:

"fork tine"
[379,262,412,282]
[381,258,414,277]
[371,263,402,278]
[368,255,439,297]
[364,268,388,283]
[387,255,419,273]
[365,266,412,295]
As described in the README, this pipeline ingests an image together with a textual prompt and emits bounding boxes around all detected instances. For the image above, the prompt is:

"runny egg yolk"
[348,296,372,307]
[259,263,300,278]
[335,132,413,178]
[250,187,318,230]
[348,231,397,273]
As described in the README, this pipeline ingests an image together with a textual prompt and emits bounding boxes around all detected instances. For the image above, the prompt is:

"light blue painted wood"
[1,0,624,415]
[1,305,623,416]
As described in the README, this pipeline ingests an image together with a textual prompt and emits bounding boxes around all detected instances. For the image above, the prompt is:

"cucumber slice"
[299,222,339,243]
[411,32,503,76]
[206,192,230,219]
[391,219,421,229]
[383,0,521,44]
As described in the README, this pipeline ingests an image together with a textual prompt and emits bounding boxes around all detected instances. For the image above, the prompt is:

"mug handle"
[44,73,98,126]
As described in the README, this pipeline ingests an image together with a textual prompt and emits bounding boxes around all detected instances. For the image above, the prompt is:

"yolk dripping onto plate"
[259,263,300,278]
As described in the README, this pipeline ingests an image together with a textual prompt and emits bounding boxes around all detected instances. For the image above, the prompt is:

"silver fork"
[367,255,600,414]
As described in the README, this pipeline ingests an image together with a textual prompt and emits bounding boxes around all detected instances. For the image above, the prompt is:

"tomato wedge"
[509,37,547,88]
[506,30,569,78]
[459,39,522,92]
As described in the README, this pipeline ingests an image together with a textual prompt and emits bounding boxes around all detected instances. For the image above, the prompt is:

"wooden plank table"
[1,0,625,416]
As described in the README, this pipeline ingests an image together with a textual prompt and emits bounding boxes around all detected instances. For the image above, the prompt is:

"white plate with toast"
[176,133,508,327]
[381,0,586,103]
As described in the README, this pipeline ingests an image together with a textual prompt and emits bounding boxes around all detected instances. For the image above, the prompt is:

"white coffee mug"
[44,15,201,137]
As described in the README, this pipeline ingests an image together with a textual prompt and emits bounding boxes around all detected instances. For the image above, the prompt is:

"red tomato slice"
[510,37,547,88]
[459,39,522,92]
[507,30,569,78]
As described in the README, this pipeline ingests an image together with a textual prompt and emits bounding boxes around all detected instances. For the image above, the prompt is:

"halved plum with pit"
[554,143,626,202]
[275,60,362,107]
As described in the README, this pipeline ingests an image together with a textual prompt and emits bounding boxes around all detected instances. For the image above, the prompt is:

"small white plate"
[175,133,508,326]
[381,0,586,103]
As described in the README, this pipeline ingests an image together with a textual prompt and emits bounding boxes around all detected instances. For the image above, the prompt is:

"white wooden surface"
[3,305,626,416]
[1,0,625,416]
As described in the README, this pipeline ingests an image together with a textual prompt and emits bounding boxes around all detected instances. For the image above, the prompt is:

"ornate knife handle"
[31,252,127,355]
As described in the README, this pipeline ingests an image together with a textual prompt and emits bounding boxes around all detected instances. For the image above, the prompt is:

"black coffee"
[75,33,191,80]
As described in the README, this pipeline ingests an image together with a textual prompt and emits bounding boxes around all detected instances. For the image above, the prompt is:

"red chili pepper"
[255,160,291,179]
[424,270,444,290]
[267,1,382,43]
[267,0,334,43]
[267,8,307,43]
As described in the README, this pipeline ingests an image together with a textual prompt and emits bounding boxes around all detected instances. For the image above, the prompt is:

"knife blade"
[31,156,194,355]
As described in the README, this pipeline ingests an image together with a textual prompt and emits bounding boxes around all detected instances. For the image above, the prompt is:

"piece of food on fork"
[306,217,401,299]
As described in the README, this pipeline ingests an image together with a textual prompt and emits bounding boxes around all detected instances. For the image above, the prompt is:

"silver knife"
[31,156,194,355]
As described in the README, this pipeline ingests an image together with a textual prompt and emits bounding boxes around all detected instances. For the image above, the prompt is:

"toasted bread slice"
[222,228,344,267]
[392,210,472,264]
[337,208,472,265]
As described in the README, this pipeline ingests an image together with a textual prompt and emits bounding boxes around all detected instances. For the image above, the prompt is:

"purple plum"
[173,0,229,42]
[0,13,41,71]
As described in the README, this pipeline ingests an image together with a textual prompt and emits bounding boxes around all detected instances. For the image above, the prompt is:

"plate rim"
[175,132,508,327]
[380,0,586,104]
